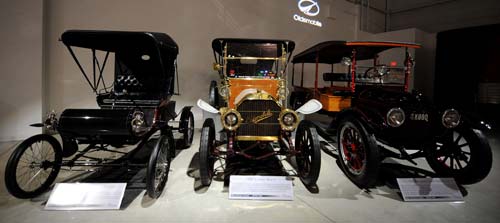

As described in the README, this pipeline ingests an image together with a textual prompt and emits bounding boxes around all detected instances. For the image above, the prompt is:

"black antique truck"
[4,30,194,199]
[291,40,492,188]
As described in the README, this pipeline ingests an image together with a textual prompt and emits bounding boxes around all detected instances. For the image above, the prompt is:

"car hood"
[357,87,433,111]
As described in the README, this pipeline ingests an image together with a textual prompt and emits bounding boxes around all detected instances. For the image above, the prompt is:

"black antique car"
[291,41,492,188]
[4,30,194,199]
[196,38,323,188]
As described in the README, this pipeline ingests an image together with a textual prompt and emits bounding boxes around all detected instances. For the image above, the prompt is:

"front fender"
[197,99,219,114]
[295,99,322,114]
[459,111,492,131]
[333,108,382,133]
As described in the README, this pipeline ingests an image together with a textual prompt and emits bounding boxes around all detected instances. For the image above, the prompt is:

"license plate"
[410,113,429,122]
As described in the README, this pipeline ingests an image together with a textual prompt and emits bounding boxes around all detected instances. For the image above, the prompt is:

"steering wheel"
[364,65,388,79]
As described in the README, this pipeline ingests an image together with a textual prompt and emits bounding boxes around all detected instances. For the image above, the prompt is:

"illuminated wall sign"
[293,0,322,27]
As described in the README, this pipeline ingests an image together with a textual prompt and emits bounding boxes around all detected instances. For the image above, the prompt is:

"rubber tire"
[199,119,215,186]
[425,127,492,185]
[5,134,62,199]
[146,132,172,199]
[295,120,321,186]
[209,80,219,108]
[179,109,195,148]
[337,117,380,188]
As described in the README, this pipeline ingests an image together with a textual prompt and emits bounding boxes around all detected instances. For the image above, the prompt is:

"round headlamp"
[279,109,299,131]
[386,107,405,127]
[283,113,295,125]
[225,113,238,125]
[221,109,241,130]
[131,111,149,136]
[442,109,460,129]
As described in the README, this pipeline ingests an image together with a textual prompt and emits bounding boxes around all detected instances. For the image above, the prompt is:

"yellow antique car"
[197,38,323,189]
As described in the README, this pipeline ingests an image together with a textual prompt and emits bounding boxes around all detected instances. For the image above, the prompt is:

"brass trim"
[235,91,280,108]
[229,77,282,81]
[279,109,299,131]
[221,108,243,131]
[222,44,228,78]
[213,62,222,71]
[219,82,230,101]
[224,56,285,61]
[235,136,279,141]
[277,79,287,103]
[251,110,273,124]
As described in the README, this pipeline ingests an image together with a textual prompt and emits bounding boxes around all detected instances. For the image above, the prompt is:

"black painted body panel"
[57,108,154,144]
[352,87,446,149]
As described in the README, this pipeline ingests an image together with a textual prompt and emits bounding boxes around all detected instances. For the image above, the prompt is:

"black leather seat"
[96,92,161,108]
[323,72,351,82]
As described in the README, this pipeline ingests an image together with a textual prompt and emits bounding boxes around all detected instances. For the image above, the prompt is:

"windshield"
[225,43,284,78]
[352,47,407,85]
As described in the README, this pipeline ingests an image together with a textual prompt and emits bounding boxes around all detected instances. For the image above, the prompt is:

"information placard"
[397,178,463,202]
[229,175,293,201]
[45,183,127,210]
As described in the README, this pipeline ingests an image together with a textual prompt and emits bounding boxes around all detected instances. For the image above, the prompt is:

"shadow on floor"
[31,137,186,209]
[186,149,319,194]
[329,157,469,201]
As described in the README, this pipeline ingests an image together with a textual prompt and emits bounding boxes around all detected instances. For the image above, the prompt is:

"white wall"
[346,0,388,33]
[0,0,44,141]
[42,0,362,128]
[369,28,436,98]
[414,29,436,100]
[3,0,440,142]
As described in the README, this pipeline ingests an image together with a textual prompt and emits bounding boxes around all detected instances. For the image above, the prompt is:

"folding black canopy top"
[292,41,421,64]
[211,38,296,56]
[61,30,178,55]
[61,30,179,96]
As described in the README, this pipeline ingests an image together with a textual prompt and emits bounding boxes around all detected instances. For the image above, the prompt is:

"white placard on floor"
[397,178,463,202]
[229,175,293,201]
[45,183,127,210]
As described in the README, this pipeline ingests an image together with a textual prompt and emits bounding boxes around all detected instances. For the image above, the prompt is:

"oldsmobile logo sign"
[294,0,322,27]
[298,0,320,16]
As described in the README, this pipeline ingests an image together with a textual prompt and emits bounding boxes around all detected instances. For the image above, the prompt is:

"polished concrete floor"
[0,128,499,223]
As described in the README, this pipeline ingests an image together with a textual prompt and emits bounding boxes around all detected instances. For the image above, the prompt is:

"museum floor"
[0,127,499,223]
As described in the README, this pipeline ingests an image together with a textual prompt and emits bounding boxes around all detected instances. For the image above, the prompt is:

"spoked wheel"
[5,134,62,199]
[199,119,216,186]
[425,127,492,184]
[294,120,321,186]
[146,130,173,198]
[337,117,380,188]
[179,108,195,148]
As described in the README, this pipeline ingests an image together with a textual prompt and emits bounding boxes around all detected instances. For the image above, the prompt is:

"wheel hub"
[341,128,365,173]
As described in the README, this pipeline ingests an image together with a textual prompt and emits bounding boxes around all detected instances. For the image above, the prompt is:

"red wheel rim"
[340,125,367,175]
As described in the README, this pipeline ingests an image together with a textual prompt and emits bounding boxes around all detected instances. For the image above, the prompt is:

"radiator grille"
[237,100,281,137]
